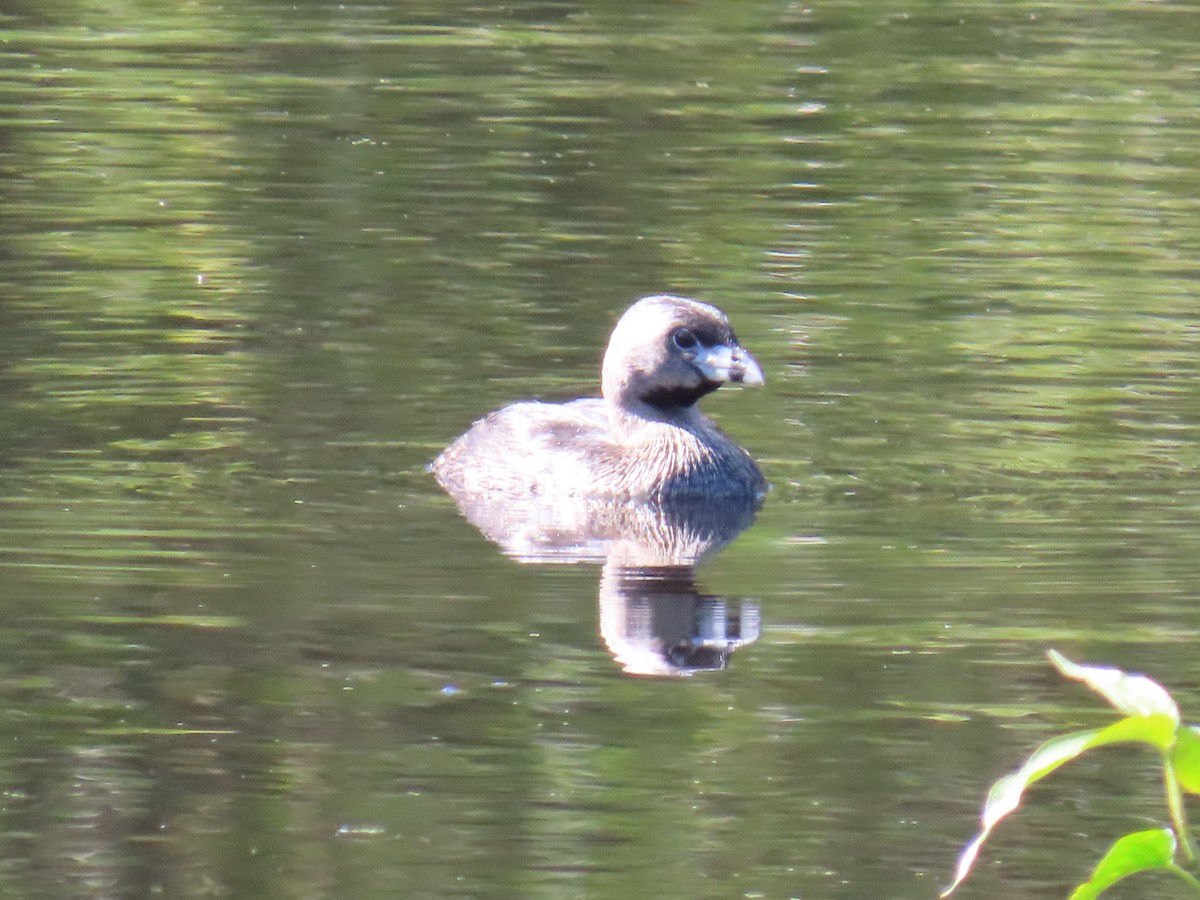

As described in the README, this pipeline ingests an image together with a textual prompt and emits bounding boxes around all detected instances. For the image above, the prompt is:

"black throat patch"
[640,380,721,412]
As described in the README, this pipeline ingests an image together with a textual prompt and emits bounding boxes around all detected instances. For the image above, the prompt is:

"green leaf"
[1049,650,1179,725]
[941,715,1177,897]
[1069,828,1176,899]
[1173,726,1200,796]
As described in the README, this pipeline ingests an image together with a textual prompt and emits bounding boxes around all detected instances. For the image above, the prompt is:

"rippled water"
[2,1,1200,897]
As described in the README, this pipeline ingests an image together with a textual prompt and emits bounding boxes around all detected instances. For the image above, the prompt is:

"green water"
[2,1,1200,897]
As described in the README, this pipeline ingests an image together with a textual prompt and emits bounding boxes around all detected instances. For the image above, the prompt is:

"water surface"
[2,1,1200,897]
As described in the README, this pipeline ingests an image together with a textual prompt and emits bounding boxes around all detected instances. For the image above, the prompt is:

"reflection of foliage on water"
[0,4,264,477]
[782,4,1200,506]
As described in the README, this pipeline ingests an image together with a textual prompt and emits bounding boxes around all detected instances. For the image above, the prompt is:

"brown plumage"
[432,295,766,502]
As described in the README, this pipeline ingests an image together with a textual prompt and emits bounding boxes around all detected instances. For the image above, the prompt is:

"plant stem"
[1168,862,1200,895]
[1165,754,1199,862]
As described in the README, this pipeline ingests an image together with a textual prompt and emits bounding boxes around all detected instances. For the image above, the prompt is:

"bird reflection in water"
[439,490,762,676]
[599,561,760,676]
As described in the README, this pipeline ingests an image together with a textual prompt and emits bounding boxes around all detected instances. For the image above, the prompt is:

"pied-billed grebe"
[432,295,766,502]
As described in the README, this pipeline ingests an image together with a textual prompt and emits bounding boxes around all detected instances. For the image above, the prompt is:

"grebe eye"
[672,328,697,350]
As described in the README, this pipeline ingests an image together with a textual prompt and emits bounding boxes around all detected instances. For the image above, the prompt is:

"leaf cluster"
[944,651,1200,898]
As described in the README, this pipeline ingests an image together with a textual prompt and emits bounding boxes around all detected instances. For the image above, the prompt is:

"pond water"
[2,1,1200,897]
